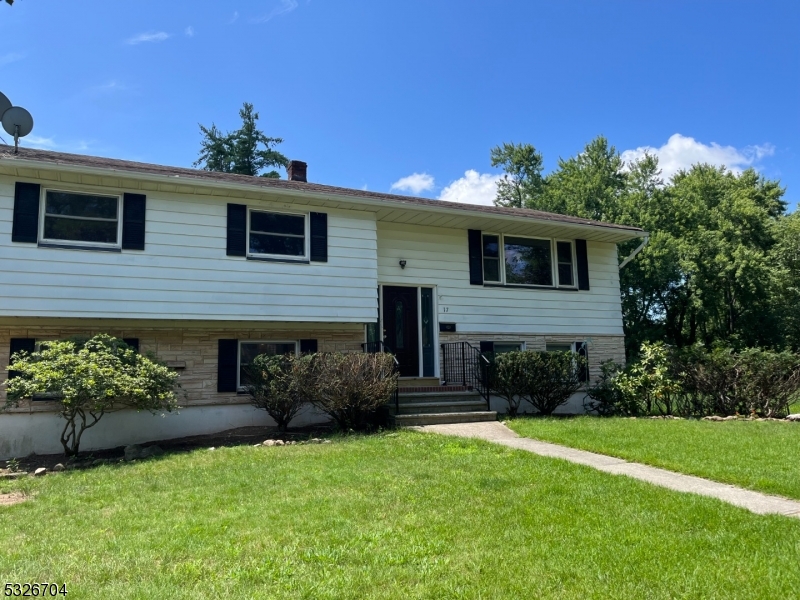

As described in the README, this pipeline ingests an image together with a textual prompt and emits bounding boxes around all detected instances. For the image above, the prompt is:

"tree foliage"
[3,335,179,456]
[194,102,288,178]
[491,136,795,356]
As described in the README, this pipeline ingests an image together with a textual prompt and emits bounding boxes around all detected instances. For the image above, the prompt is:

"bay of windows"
[482,233,576,288]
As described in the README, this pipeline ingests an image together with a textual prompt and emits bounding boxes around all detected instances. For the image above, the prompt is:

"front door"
[382,286,419,377]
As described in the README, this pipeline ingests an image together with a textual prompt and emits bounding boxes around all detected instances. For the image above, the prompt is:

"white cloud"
[21,135,91,153]
[438,170,502,206]
[0,52,24,66]
[185,26,195,37]
[23,135,57,149]
[230,11,239,23]
[126,31,170,45]
[252,0,298,23]
[621,133,775,182]
[390,172,435,195]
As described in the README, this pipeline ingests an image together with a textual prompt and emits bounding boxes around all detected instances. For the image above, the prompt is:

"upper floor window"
[481,233,576,288]
[248,209,307,260]
[41,190,121,248]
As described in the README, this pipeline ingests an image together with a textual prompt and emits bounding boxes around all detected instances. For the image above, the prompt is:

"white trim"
[554,239,578,289]
[245,207,309,261]
[236,339,299,389]
[39,188,122,249]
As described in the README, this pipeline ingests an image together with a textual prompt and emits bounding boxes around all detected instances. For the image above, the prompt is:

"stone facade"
[0,321,365,412]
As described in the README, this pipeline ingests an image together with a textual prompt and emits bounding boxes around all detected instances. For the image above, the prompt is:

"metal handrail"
[361,341,401,412]
[440,341,491,410]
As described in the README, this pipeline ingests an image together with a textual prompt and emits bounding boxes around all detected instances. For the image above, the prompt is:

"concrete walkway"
[414,421,800,519]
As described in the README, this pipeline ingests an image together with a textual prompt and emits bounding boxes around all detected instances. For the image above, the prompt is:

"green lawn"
[2,431,800,599]
[507,416,800,500]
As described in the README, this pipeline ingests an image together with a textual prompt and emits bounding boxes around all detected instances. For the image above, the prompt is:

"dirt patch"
[4,423,336,474]
[0,492,27,507]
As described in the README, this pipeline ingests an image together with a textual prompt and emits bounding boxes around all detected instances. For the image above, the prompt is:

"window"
[556,241,575,287]
[238,341,297,388]
[478,234,577,288]
[41,190,121,247]
[504,236,552,286]
[482,234,501,282]
[495,342,523,355]
[546,342,589,382]
[545,343,573,353]
[248,209,307,259]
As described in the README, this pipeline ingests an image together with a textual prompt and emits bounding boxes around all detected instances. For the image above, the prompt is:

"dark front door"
[382,286,419,377]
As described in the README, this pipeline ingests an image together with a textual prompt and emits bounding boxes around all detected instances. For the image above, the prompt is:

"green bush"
[3,334,179,456]
[244,354,313,431]
[308,352,398,430]
[584,360,636,416]
[489,350,586,416]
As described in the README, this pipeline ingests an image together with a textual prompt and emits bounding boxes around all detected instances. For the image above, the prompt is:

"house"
[0,146,645,458]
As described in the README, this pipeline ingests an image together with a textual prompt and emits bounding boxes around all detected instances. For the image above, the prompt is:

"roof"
[0,145,645,240]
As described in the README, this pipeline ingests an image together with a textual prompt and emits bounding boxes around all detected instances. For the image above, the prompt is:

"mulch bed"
[1,424,335,475]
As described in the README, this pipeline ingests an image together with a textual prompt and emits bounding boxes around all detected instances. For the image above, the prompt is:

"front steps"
[390,389,497,426]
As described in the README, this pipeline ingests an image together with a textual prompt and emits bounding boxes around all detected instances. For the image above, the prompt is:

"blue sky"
[1,0,798,207]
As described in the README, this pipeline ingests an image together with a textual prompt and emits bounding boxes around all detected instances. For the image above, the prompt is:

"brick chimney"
[287,160,307,182]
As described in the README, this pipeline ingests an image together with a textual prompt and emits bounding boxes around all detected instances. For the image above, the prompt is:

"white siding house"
[0,147,645,458]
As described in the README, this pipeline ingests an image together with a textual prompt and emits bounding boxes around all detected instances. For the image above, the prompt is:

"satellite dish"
[0,92,11,119]
[2,106,33,137]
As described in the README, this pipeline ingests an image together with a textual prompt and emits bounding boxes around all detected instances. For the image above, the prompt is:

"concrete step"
[392,411,497,427]
[397,391,483,405]
[394,400,489,415]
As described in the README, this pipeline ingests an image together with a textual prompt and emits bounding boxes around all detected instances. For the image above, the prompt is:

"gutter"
[618,235,649,269]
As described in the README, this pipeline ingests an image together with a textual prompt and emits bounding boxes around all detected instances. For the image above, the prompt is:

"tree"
[194,102,288,178]
[4,334,179,456]
[490,142,545,208]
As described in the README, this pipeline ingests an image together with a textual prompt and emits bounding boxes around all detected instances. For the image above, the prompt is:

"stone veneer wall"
[438,332,626,384]
[0,322,365,411]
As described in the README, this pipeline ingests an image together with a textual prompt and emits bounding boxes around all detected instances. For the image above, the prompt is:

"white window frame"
[236,340,299,390]
[246,208,309,261]
[554,239,578,289]
[39,188,123,249]
[484,233,576,289]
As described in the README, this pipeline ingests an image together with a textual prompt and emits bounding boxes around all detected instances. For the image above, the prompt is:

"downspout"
[618,235,649,270]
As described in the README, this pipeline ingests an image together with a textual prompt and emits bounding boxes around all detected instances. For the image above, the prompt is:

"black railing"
[440,341,491,410]
[361,341,400,412]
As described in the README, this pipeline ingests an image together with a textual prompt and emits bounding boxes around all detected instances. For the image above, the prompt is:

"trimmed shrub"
[489,351,529,416]
[3,334,179,456]
[524,351,587,416]
[244,354,313,431]
[309,352,398,430]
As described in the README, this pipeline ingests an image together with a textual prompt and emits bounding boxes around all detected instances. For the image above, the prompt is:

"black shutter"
[310,212,328,262]
[122,338,140,353]
[576,341,589,382]
[226,204,247,257]
[479,341,494,353]
[9,338,36,379]
[11,182,40,243]
[576,239,590,290]
[468,229,483,285]
[122,193,146,250]
[300,339,318,354]
[217,339,239,392]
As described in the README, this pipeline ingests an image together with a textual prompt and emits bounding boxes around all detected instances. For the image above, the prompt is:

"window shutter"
[122,193,146,250]
[300,339,318,354]
[576,341,589,382]
[576,239,590,290]
[309,212,328,262]
[217,339,239,392]
[468,229,483,285]
[9,338,36,379]
[11,182,40,243]
[122,338,140,353]
[479,341,494,354]
[226,204,247,257]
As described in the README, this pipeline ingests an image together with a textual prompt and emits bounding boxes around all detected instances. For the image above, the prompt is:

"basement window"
[238,341,298,389]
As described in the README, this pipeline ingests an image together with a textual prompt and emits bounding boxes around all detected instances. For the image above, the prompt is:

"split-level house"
[0,146,646,458]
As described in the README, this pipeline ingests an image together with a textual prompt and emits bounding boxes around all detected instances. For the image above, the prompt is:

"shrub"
[244,354,313,431]
[488,351,529,416]
[615,342,682,416]
[523,351,587,416]
[584,360,637,416]
[308,352,398,430]
[3,334,179,456]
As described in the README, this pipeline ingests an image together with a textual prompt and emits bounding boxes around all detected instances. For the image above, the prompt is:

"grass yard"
[507,416,800,500]
[2,431,800,599]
